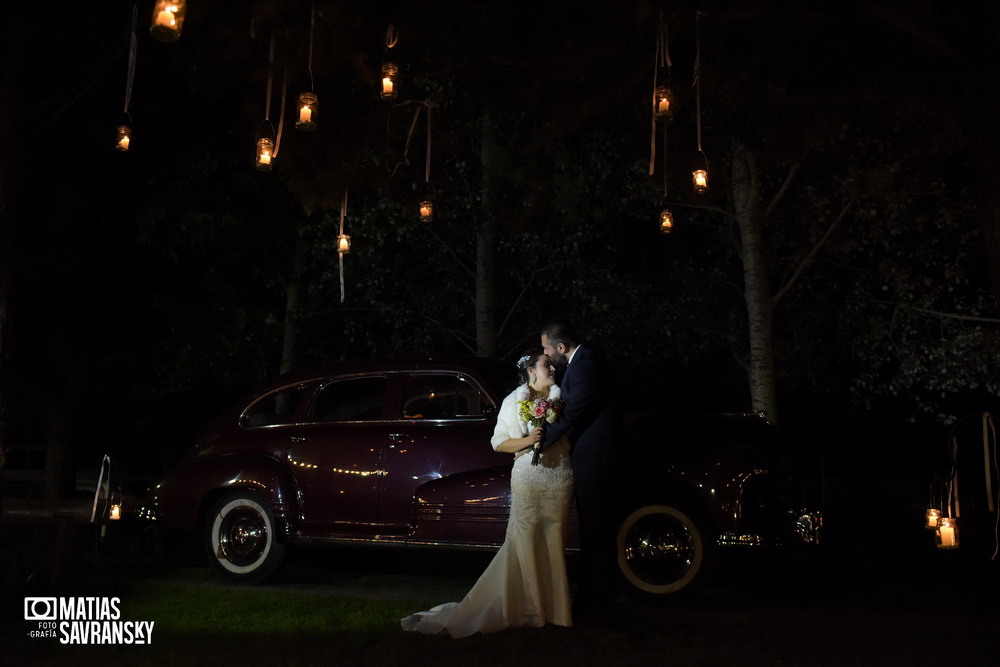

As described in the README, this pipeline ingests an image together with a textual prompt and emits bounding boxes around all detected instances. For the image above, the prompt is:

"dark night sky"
[2,1,997,479]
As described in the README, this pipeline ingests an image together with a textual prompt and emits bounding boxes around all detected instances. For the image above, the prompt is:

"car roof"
[245,355,517,397]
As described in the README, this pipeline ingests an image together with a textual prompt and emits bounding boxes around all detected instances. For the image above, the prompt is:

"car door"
[285,375,388,535]
[380,371,508,530]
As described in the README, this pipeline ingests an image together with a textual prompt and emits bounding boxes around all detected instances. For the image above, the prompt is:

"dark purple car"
[153,356,819,598]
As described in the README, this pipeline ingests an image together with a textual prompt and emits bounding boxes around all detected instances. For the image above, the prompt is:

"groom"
[540,319,619,622]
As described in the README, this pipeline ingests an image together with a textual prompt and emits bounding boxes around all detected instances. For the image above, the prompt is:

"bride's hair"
[516,348,545,385]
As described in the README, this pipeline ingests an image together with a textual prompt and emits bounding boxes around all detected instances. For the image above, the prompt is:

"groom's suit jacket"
[542,345,618,481]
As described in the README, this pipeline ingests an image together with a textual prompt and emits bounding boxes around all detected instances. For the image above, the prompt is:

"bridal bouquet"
[516,396,562,466]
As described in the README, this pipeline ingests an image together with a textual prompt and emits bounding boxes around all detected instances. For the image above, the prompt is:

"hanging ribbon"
[649,11,672,176]
[274,65,288,158]
[949,435,961,519]
[988,413,1000,559]
[984,412,996,513]
[694,11,706,164]
[308,4,316,92]
[339,190,348,303]
[662,123,668,198]
[387,102,425,176]
[265,31,275,121]
[124,5,138,113]
[90,455,112,523]
[425,104,432,184]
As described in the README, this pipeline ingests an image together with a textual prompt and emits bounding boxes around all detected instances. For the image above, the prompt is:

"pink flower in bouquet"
[517,397,562,428]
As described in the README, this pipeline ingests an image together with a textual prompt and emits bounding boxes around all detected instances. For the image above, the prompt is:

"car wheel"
[617,503,709,598]
[206,491,285,583]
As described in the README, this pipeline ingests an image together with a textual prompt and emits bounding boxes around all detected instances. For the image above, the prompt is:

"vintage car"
[153,356,819,598]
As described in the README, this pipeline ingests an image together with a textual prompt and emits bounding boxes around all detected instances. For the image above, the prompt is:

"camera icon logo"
[24,597,57,621]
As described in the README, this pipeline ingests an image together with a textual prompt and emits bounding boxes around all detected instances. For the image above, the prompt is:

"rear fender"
[408,466,512,547]
[156,454,299,537]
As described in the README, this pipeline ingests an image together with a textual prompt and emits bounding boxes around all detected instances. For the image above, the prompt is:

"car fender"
[155,453,299,536]
[408,466,512,547]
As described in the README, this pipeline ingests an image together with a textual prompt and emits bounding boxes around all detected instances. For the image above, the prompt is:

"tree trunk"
[280,234,307,375]
[476,112,498,357]
[731,141,779,422]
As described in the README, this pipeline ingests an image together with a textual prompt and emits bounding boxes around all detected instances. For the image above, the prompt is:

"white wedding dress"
[401,384,574,638]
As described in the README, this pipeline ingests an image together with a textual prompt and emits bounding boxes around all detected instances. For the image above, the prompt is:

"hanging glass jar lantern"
[296,92,318,132]
[935,516,959,549]
[924,508,941,529]
[654,84,674,120]
[692,169,708,194]
[659,209,674,234]
[419,200,434,222]
[150,0,186,43]
[256,137,274,172]
[337,234,351,254]
[115,125,132,152]
[381,62,398,100]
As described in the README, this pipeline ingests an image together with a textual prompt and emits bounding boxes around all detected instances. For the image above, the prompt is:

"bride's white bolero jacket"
[490,384,562,451]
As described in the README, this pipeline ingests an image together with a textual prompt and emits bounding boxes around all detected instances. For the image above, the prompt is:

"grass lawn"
[5,572,998,667]
[2,527,999,666]
[4,580,703,667]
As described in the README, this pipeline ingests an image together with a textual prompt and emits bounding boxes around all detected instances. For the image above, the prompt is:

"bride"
[401,349,574,637]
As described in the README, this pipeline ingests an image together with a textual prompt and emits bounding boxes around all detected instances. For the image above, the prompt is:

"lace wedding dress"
[401,384,574,638]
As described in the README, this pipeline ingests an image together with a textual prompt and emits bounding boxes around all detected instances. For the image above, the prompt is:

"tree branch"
[760,160,802,224]
[856,1,958,62]
[399,280,476,349]
[773,195,856,307]
[877,301,1000,325]
[413,216,476,281]
[668,200,740,222]
[496,259,573,342]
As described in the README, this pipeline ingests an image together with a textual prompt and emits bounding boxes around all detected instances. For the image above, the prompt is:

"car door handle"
[388,433,409,448]
[290,436,310,443]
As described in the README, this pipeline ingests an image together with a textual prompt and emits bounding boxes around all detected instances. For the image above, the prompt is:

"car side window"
[243,386,307,428]
[402,374,488,420]
[309,376,387,422]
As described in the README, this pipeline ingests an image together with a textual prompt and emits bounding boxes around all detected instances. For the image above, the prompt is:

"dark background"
[2,0,999,554]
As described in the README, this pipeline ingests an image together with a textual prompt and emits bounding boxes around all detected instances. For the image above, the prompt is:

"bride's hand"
[529,427,544,445]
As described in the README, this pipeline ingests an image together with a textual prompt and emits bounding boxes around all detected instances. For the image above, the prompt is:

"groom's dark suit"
[542,345,619,613]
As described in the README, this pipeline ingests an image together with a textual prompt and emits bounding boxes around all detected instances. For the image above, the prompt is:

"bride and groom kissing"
[402,319,619,637]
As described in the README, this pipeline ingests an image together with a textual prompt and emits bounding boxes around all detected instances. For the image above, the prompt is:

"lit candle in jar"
[658,98,670,114]
[299,106,312,124]
[118,135,130,151]
[925,508,941,529]
[338,236,350,253]
[382,78,394,95]
[659,209,673,233]
[420,204,432,218]
[259,152,271,166]
[155,8,176,28]
[937,517,958,548]
[110,504,122,520]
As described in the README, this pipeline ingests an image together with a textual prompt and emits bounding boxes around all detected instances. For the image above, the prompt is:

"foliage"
[8,0,1000,478]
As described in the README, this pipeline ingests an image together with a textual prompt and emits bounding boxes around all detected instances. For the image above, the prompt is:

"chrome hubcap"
[218,506,268,566]
[623,512,695,585]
